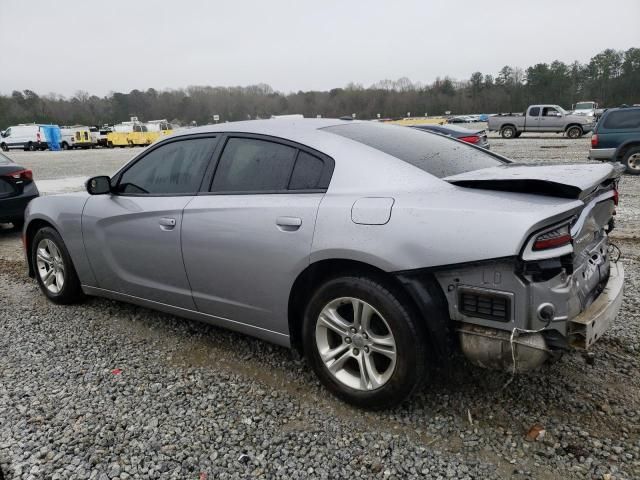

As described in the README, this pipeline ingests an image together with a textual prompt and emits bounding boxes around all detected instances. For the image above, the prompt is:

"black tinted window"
[212,138,296,192]
[117,137,216,194]
[528,107,540,117]
[324,123,505,178]
[289,151,325,190]
[602,109,640,130]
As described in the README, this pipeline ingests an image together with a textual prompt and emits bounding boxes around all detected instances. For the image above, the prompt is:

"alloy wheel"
[628,153,640,171]
[36,238,65,294]
[315,297,397,391]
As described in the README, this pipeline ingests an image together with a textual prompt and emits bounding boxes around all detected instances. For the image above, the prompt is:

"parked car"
[0,124,56,151]
[412,124,490,149]
[447,116,473,124]
[0,151,39,228]
[23,119,624,408]
[589,106,640,174]
[488,105,595,139]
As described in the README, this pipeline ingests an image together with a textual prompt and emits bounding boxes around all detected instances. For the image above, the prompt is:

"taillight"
[6,169,33,182]
[532,223,572,251]
[459,135,480,144]
[36,132,41,142]
[591,134,598,148]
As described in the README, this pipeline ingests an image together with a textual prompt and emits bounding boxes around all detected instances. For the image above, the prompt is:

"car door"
[540,106,563,131]
[526,106,541,131]
[181,134,333,335]
[82,135,219,309]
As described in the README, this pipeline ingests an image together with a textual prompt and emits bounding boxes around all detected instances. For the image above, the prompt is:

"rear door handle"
[276,216,302,231]
[159,217,176,230]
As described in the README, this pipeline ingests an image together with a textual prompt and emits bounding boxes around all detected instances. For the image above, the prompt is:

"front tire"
[622,146,640,175]
[501,126,516,139]
[566,126,583,139]
[1,143,8,151]
[31,227,84,304]
[303,275,427,409]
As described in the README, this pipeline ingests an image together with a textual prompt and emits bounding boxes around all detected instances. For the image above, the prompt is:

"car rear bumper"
[0,191,40,222]
[589,148,616,161]
[567,260,624,349]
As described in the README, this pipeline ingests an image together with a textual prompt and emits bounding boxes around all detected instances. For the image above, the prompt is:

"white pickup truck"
[488,105,595,139]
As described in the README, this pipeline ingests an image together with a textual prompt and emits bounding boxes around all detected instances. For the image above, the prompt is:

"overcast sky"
[1,0,638,97]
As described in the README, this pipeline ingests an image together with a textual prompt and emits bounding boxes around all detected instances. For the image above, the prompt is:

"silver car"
[24,119,624,408]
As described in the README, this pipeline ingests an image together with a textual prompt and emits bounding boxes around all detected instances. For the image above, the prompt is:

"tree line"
[1,47,638,128]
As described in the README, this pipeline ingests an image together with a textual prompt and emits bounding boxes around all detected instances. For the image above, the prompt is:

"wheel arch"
[24,217,57,277]
[615,140,640,161]
[564,123,584,132]
[287,258,452,361]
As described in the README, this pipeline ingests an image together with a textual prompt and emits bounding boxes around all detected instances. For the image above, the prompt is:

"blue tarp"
[39,124,61,151]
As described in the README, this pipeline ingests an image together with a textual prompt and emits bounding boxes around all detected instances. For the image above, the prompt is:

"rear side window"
[116,137,216,195]
[324,123,505,178]
[289,151,325,190]
[212,138,297,192]
[602,110,640,130]
[528,107,540,117]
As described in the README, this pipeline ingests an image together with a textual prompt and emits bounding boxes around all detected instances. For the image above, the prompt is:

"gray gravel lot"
[1,134,639,479]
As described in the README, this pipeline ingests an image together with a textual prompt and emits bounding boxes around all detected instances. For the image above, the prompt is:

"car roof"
[171,118,356,142]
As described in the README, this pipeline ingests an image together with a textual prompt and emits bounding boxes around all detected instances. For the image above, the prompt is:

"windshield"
[323,122,506,178]
[575,102,593,110]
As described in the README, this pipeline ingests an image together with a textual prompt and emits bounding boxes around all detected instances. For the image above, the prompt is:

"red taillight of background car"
[591,134,598,148]
[532,223,572,251]
[613,187,619,206]
[459,135,480,144]
[6,169,33,182]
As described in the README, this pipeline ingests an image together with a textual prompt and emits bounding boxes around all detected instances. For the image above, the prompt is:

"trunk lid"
[444,163,622,201]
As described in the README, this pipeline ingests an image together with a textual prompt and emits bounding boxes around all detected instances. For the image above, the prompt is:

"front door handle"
[276,216,302,231]
[159,217,176,230]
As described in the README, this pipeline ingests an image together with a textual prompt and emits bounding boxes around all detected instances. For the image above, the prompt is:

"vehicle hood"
[444,163,621,200]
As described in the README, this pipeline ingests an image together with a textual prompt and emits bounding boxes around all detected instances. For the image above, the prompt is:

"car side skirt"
[82,285,291,348]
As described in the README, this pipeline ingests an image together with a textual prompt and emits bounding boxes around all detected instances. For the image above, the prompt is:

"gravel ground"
[0,136,639,479]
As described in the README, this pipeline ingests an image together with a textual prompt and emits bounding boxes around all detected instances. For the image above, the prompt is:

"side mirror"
[86,176,112,195]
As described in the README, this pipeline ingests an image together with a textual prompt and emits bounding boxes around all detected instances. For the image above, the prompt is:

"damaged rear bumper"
[567,260,624,349]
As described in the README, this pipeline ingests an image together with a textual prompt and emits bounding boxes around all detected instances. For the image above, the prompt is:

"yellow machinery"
[107,119,173,147]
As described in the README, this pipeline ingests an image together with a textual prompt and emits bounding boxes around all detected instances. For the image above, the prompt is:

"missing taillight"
[533,223,572,251]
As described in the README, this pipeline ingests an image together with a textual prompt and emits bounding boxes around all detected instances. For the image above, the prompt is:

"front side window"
[542,107,559,116]
[211,138,297,192]
[116,137,216,195]
[602,110,640,130]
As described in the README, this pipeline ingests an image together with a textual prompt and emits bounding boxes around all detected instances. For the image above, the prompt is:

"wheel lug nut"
[362,333,368,340]
[345,337,352,344]
[350,327,357,334]
[364,346,369,353]
[352,348,359,355]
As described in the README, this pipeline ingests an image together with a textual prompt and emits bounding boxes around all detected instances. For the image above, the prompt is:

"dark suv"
[589,106,640,174]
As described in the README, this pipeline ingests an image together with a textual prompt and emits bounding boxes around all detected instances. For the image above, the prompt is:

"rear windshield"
[0,152,13,165]
[602,109,640,130]
[323,122,505,178]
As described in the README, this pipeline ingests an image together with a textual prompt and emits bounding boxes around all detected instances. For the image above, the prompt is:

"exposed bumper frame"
[567,260,624,349]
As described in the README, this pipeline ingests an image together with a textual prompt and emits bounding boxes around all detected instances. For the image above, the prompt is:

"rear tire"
[61,142,69,150]
[302,275,428,409]
[27,142,35,151]
[566,126,583,139]
[501,126,516,139]
[622,146,640,175]
[31,227,84,304]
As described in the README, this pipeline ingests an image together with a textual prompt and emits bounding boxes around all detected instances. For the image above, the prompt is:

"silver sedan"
[24,119,624,408]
